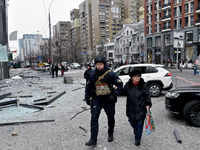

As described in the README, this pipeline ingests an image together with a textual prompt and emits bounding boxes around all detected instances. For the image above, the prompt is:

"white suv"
[114,64,173,97]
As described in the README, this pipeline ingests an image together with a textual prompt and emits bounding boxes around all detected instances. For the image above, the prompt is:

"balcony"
[196,6,200,14]
[162,26,171,32]
[162,15,171,22]
[162,2,171,10]
[196,19,200,26]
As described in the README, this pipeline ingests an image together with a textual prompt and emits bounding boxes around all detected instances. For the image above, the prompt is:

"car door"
[115,66,130,85]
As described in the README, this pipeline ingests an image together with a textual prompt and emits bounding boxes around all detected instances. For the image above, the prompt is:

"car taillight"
[165,73,172,77]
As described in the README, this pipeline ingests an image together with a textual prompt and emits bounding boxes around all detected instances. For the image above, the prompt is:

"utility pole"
[49,0,55,65]
[0,0,9,79]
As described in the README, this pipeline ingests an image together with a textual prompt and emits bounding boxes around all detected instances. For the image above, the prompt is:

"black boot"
[108,134,113,142]
[135,141,140,146]
[85,139,97,146]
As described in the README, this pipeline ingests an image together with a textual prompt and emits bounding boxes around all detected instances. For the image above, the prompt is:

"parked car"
[114,64,173,97]
[165,86,200,127]
[70,63,81,69]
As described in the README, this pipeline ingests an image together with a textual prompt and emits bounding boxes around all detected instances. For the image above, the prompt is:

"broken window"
[185,31,193,44]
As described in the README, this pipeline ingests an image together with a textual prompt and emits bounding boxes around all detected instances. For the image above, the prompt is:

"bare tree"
[70,39,82,63]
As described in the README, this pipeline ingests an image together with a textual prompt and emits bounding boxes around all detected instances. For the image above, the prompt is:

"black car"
[165,86,200,127]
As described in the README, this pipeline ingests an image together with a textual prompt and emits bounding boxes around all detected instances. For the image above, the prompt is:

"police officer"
[85,56,123,146]
[84,64,94,83]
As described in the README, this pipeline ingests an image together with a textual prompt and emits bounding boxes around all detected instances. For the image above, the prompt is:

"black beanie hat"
[129,70,141,78]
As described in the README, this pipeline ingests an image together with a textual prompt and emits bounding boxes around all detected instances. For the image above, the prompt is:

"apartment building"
[52,21,71,63]
[145,0,200,64]
[90,0,143,58]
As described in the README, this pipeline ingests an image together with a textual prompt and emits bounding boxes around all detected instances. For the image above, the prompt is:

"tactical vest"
[95,70,112,96]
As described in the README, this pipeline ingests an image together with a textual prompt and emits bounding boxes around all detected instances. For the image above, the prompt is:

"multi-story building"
[52,21,71,63]
[70,9,81,62]
[114,20,144,63]
[18,34,43,65]
[145,0,200,64]
[90,0,143,60]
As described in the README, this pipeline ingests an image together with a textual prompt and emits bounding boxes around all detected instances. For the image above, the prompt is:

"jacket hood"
[128,77,145,89]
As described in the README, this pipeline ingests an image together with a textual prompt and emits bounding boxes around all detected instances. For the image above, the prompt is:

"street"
[0,67,200,150]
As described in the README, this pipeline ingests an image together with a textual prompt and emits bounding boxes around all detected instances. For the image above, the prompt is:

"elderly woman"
[124,70,152,146]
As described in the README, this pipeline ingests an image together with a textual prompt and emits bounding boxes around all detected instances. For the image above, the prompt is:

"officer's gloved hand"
[86,99,90,105]
[108,93,117,104]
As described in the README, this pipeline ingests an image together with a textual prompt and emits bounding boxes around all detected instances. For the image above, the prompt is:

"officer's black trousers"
[90,99,115,141]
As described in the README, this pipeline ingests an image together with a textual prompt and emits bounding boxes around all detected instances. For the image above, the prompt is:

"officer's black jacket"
[124,78,152,120]
[85,66,123,100]
[84,68,94,81]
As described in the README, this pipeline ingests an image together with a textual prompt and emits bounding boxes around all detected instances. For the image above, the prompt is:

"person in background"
[178,59,182,72]
[193,60,199,75]
[61,64,65,76]
[51,64,55,78]
[84,64,94,84]
[124,70,152,146]
[54,64,59,77]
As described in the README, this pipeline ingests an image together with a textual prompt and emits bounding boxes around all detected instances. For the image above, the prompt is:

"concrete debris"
[0,92,11,100]
[12,131,18,136]
[34,91,66,105]
[63,76,74,84]
[0,99,19,107]
[7,95,32,98]
[47,91,57,94]
[0,119,55,126]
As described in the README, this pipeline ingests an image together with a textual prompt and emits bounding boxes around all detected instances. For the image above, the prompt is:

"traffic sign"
[38,56,42,60]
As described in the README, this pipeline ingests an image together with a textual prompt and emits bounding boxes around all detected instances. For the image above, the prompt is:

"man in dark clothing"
[54,64,59,77]
[85,56,123,146]
[124,70,152,146]
[51,65,55,78]
[84,64,94,83]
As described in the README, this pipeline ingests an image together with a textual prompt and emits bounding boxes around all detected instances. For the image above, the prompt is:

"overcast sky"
[8,0,84,51]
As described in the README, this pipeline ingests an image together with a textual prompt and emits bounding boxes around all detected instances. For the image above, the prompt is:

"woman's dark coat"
[124,78,152,120]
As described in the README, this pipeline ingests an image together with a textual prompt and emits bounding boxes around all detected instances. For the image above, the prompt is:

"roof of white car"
[117,63,163,68]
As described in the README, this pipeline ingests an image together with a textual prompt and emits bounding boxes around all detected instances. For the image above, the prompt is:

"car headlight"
[166,92,180,98]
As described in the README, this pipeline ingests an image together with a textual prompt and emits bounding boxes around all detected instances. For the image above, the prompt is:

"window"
[111,7,115,13]
[174,7,177,17]
[191,2,194,13]
[147,16,149,24]
[159,24,161,32]
[185,3,188,13]
[155,14,157,22]
[99,12,105,15]
[138,37,139,42]
[141,36,143,41]
[155,2,157,11]
[191,16,194,26]
[159,1,161,10]
[127,31,129,35]
[159,12,161,21]
[116,67,130,76]
[174,20,177,29]
[155,25,157,33]
[185,17,188,27]
[109,52,113,57]
[130,67,146,74]
[147,6,149,13]
[147,27,149,34]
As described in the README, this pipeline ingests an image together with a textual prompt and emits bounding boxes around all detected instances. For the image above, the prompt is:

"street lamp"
[49,0,55,65]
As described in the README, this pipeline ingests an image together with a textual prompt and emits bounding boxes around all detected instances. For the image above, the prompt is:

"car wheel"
[148,83,161,97]
[183,100,200,127]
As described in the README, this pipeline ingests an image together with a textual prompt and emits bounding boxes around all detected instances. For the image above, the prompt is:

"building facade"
[145,0,200,64]
[114,20,145,63]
